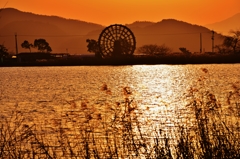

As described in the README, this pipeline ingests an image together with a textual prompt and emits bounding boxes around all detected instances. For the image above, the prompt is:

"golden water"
[0,64,239,157]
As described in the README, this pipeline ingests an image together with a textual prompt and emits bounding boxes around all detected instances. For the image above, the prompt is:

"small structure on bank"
[17,52,69,63]
[98,24,136,58]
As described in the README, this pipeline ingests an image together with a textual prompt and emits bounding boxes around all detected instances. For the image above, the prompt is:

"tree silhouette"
[224,30,240,54]
[0,44,8,62]
[86,39,101,58]
[138,44,172,56]
[21,40,33,52]
[34,39,52,53]
[0,44,8,56]
[215,29,240,54]
[179,47,191,55]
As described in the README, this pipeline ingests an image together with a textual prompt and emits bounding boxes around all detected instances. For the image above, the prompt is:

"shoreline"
[1,54,240,67]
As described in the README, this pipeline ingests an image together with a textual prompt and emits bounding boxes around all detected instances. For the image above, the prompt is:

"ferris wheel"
[98,24,136,58]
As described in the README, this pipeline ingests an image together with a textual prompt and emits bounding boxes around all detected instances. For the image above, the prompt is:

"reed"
[0,68,239,158]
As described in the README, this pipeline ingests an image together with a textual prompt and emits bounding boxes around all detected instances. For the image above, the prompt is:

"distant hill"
[129,19,224,53]
[0,8,224,54]
[205,13,240,35]
[0,8,104,54]
[0,8,104,35]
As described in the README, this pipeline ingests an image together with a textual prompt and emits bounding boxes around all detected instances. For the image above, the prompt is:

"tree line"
[86,29,240,57]
[21,39,52,53]
[0,38,52,63]
[1,29,240,60]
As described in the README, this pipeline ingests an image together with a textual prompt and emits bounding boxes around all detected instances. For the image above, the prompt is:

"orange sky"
[1,0,240,26]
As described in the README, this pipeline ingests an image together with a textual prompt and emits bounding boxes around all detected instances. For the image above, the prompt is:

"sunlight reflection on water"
[0,64,240,130]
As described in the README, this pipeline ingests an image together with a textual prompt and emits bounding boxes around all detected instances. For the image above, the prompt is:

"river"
[0,64,239,157]
[0,64,239,117]
[0,64,239,125]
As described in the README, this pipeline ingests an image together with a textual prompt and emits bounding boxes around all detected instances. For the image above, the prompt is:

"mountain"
[0,8,104,54]
[0,8,104,35]
[205,13,240,35]
[0,8,224,54]
[128,19,223,53]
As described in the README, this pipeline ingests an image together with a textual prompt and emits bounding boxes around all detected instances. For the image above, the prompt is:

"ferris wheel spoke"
[115,26,119,38]
[111,27,117,39]
[123,30,130,37]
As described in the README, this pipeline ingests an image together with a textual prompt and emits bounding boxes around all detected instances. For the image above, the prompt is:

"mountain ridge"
[0,8,226,54]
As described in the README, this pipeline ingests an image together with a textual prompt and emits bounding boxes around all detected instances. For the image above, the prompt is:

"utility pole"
[15,33,18,55]
[211,30,214,53]
[200,33,202,53]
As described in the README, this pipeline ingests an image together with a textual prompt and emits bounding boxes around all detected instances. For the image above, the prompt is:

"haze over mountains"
[0,8,239,54]
[205,13,240,35]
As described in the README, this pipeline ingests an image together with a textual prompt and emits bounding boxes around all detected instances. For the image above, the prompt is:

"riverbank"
[1,53,240,66]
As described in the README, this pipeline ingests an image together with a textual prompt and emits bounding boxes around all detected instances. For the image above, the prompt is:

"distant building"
[17,52,69,62]
[17,52,52,62]
[51,53,70,58]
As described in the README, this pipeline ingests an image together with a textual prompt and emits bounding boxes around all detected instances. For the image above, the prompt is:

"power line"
[136,31,211,36]
[0,1,8,10]
[15,33,18,55]
[212,30,215,53]
[18,34,87,37]
[0,34,89,37]
[0,31,213,37]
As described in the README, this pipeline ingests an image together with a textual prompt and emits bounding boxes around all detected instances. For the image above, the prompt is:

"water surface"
[0,64,239,126]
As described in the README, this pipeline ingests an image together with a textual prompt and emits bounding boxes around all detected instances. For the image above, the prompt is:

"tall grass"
[0,68,239,158]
